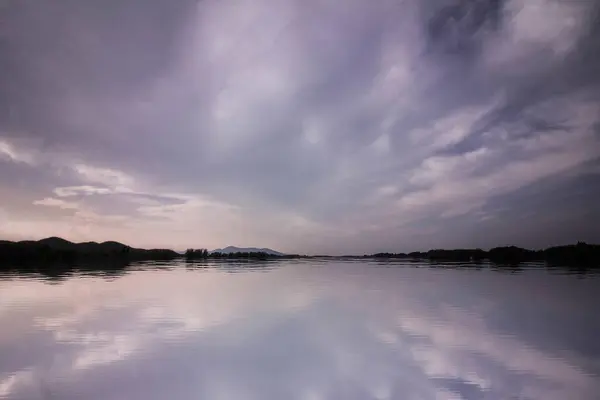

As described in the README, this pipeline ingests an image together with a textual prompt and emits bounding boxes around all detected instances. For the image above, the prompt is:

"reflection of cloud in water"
[0,262,599,399]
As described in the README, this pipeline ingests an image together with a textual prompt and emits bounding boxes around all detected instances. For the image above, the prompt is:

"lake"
[1,260,599,400]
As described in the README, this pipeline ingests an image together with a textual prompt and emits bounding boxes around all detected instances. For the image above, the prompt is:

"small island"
[184,246,300,260]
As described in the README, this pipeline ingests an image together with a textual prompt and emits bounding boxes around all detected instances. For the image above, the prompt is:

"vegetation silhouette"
[185,248,301,260]
[365,242,600,270]
[0,237,178,266]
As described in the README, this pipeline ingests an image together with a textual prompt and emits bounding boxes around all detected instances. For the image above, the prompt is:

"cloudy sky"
[0,0,599,254]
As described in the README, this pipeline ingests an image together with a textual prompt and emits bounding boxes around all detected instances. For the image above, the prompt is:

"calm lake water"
[0,260,599,400]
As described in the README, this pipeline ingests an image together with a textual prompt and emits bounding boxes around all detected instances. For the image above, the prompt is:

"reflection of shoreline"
[1,259,599,283]
[0,259,288,281]
[184,259,281,273]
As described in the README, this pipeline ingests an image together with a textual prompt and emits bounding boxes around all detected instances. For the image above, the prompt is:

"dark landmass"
[366,242,600,269]
[0,237,179,265]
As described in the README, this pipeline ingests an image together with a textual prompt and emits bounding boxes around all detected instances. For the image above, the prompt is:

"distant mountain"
[211,246,285,256]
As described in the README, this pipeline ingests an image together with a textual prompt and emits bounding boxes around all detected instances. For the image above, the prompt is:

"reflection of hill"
[0,258,132,282]
[0,237,179,266]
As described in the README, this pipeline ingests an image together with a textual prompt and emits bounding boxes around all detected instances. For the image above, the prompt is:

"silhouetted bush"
[488,246,538,264]
[427,248,487,261]
[185,248,209,259]
[543,242,600,267]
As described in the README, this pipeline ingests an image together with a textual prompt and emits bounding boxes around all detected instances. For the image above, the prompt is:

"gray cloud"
[1,0,599,253]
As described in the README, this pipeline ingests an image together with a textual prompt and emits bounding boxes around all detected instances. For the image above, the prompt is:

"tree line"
[367,242,600,267]
[185,248,300,260]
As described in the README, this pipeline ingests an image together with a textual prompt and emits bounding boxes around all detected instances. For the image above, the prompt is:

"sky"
[0,0,599,255]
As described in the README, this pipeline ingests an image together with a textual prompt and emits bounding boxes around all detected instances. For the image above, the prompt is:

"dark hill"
[37,237,77,250]
[0,237,179,265]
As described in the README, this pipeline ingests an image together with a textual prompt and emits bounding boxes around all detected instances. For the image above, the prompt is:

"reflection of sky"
[1,262,599,400]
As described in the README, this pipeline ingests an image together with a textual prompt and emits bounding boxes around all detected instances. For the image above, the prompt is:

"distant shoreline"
[1,237,599,269]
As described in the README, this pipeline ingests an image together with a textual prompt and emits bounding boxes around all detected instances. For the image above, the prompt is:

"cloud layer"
[1,0,599,253]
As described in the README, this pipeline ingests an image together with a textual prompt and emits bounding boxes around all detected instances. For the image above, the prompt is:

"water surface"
[1,260,599,400]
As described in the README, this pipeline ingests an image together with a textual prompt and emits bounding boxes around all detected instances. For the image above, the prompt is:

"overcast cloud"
[1,0,599,254]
